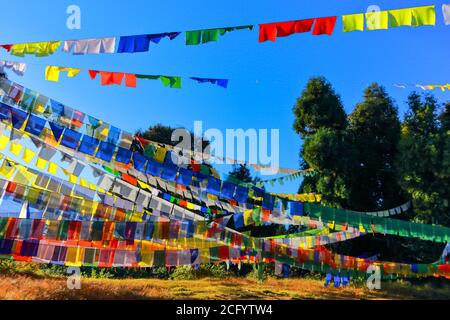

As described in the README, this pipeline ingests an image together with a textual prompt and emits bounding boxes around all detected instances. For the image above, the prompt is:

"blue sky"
[0,0,449,195]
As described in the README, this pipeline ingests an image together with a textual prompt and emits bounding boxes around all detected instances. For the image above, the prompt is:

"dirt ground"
[1,274,449,300]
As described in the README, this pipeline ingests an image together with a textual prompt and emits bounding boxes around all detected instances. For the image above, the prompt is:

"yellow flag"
[244,209,253,225]
[154,146,167,163]
[65,247,83,267]
[34,103,45,113]
[10,142,23,156]
[0,161,15,179]
[0,135,9,150]
[69,174,77,184]
[366,11,389,30]
[80,178,89,188]
[187,202,195,210]
[342,13,364,32]
[388,8,412,27]
[359,223,366,233]
[137,180,150,190]
[36,157,48,170]
[45,66,60,82]
[306,237,313,248]
[63,67,81,78]
[99,127,109,139]
[22,148,35,163]
[47,162,58,175]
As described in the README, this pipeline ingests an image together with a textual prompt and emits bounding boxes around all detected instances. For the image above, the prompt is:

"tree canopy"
[293,77,449,261]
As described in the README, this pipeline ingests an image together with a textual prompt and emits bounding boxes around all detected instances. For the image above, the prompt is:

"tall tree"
[439,103,450,214]
[397,93,449,225]
[301,127,355,207]
[293,77,353,208]
[440,102,450,131]
[293,77,347,137]
[136,123,177,146]
[227,164,254,183]
[348,83,403,211]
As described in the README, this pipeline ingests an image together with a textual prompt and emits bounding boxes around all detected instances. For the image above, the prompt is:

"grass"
[1,260,449,300]
[1,273,450,300]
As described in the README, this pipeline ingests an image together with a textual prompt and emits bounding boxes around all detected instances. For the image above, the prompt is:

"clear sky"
[0,0,449,195]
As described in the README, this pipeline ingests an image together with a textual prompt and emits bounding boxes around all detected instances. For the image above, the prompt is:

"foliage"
[293,78,449,262]
[347,83,403,211]
[301,127,355,208]
[293,77,347,137]
[397,92,450,225]
[293,77,353,208]
[170,263,232,280]
[227,164,254,183]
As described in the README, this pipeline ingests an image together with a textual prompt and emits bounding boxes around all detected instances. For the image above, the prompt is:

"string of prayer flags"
[365,5,435,31]
[136,74,182,88]
[63,38,116,55]
[394,83,450,92]
[117,32,181,53]
[89,70,137,88]
[304,203,450,243]
[389,6,436,27]
[0,122,446,278]
[259,16,336,42]
[190,77,229,88]
[349,201,411,217]
[0,3,444,61]
[0,108,299,213]
[186,25,253,45]
[45,66,81,82]
[444,4,450,25]
[0,77,350,181]
[417,84,450,91]
[0,61,27,76]
[11,41,61,57]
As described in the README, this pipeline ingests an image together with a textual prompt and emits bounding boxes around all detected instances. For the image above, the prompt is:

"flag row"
[0,4,446,57]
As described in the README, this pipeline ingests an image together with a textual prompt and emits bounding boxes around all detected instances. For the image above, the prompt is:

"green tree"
[440,104,450,213]
[293,77,347,137]
[397,93,450,225]
[227,164,254,183]
[440,103,450,182]
[440,102,450,131]
[137,123,177,146]
[348,83,403,211]
[293,77,352,208]
[301,127,355,207]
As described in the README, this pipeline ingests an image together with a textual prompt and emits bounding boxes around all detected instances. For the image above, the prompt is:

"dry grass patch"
[0,274,449,300]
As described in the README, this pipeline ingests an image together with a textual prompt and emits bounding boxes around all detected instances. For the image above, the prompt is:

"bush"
[0,259,17,274]
[170,264,232,280]
[81,267,114,279]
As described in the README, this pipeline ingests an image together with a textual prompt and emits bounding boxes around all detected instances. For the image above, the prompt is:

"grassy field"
[1,273,450,300]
